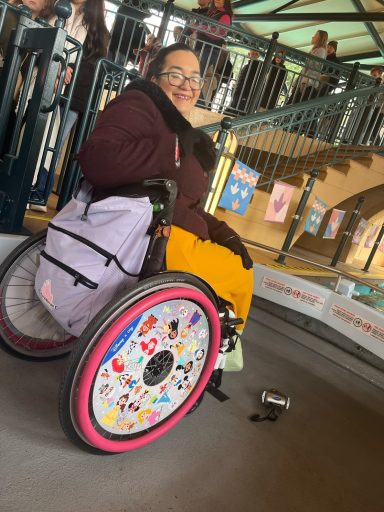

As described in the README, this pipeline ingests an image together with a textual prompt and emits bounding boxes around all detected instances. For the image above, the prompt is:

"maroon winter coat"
[78,88,237,244]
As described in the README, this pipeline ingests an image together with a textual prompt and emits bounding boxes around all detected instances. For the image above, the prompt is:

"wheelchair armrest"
[143,179,178,205]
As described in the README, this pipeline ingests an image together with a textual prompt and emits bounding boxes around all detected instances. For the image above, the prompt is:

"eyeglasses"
[157,72,205,90]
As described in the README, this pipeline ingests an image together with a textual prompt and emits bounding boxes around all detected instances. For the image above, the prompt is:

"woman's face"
[214,0,225,8]
[154,50,201,116]
[22,0,46,16]
[311,32,319,45]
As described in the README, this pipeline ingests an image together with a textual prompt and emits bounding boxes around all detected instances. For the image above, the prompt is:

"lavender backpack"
[35,181,153,337]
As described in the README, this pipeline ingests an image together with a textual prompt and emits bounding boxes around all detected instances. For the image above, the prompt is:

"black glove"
[222,236,253,270]
[194,130,216,171]
[178,128,216,172]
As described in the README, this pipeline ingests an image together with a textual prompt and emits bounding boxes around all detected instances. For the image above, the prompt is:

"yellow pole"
[204,129,238,215]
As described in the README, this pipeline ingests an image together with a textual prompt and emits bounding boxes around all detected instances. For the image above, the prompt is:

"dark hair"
[82,0,110,60]
[145,43,198,79]
[370,66,383,75]
[221,0,233,17]
[118,393,130,412]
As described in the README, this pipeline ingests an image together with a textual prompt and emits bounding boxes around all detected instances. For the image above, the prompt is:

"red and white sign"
[261,277,325,311]
[330,304,384,344]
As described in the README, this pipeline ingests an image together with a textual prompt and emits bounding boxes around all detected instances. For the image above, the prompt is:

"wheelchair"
[0,180,242,454]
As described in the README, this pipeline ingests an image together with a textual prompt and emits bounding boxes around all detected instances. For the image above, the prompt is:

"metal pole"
[213,117,232,168]
[53,0,72,28]
[157,0,175,43]
[276,169,319,265]
[234,12,384,22]
[350,0,384,59]
[203,117,233,213]
[362,222,384,272]
[330,196,365,267]
[248,32,279,114]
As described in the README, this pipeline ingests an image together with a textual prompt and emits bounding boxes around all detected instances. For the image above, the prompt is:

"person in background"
[363,66,384,145]
[30,0,110,210]
[107,0,148,66]
[210,44,233,109]
[0,0,55,158]
[134,33,162,76]
[319,40,340,96]
[259,49,287,110]
[229,50,261,113]
[78,43,254,332]
[173,25,184,43]
[288,30,328,104]
[1,0,54,71]
[182,0,211,45]
[195,0,232,77]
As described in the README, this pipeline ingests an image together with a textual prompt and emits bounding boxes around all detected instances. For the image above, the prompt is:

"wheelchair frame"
[0,180,242,453]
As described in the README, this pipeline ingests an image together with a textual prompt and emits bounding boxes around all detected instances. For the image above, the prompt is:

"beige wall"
[214,153,384,266]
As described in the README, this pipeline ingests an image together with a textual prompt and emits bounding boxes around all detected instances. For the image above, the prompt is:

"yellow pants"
[166,226,254,328]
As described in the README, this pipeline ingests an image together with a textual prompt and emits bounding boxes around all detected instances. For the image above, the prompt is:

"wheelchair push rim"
[62,281,220,453]
[0,231,76,358]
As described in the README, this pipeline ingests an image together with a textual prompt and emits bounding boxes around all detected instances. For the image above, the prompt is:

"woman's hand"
[222,236,253,270]
[64,66,73,85]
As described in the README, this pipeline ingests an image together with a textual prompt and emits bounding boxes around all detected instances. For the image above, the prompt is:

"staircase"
[213,144,384,266]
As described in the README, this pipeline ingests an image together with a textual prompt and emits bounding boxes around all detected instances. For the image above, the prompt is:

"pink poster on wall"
[264,181,296,223]
[364,224,380,248]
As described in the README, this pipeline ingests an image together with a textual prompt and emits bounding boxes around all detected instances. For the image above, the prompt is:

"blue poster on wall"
[218,160,261,216]
[304,196,328,236]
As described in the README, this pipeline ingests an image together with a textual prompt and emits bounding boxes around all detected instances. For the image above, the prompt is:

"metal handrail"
[202,83,384,133]
[105,0,375,116]
[243,237,384,296]
[105,0,373,83]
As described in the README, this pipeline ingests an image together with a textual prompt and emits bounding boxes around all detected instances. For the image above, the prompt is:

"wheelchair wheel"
[59,272,221,454]
[0,230,76,358]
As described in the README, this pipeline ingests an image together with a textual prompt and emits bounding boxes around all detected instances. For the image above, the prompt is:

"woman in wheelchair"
[0,43,254,454]
[78,42,254,333]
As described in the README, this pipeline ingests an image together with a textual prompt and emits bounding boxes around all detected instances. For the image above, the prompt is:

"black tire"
[0,230,77,359]
[58,271,220,454]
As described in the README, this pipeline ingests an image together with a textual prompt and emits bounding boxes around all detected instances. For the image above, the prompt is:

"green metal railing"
[202,84,384,192]
[0,0,82,234]
[105,0,376,116]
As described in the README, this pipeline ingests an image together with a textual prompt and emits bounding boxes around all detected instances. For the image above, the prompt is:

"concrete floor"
[1,303,384,512]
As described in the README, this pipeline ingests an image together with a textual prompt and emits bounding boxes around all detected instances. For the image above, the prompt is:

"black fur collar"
[124,79,192,134]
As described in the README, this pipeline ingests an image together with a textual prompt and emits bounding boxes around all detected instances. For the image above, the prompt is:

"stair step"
[350,156,374,167]
[329,162,350,174]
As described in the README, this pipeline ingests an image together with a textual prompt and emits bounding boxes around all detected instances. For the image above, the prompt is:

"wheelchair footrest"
[206,383,230,402]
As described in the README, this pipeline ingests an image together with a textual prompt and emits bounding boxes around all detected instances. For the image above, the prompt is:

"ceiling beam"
[233,13,384,22]
[350,0,384,59]
[339,50,382,62]
[270,0,300,14]
[232,0,268,8]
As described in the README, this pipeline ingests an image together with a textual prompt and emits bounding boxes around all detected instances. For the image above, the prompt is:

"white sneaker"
[29,204,47,212]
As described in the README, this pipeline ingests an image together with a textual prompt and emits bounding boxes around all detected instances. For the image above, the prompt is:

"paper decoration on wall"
[364,224,380,248]
[263,181,296,223]
[304,197,328,236]
[218,160,260,216]
[322,209,346,239]
[352,218,368,245]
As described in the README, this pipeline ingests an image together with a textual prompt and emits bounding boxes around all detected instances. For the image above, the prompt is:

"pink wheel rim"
[76,287,220,452]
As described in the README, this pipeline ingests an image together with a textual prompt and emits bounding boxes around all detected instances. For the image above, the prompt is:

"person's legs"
[166,226,254,329]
